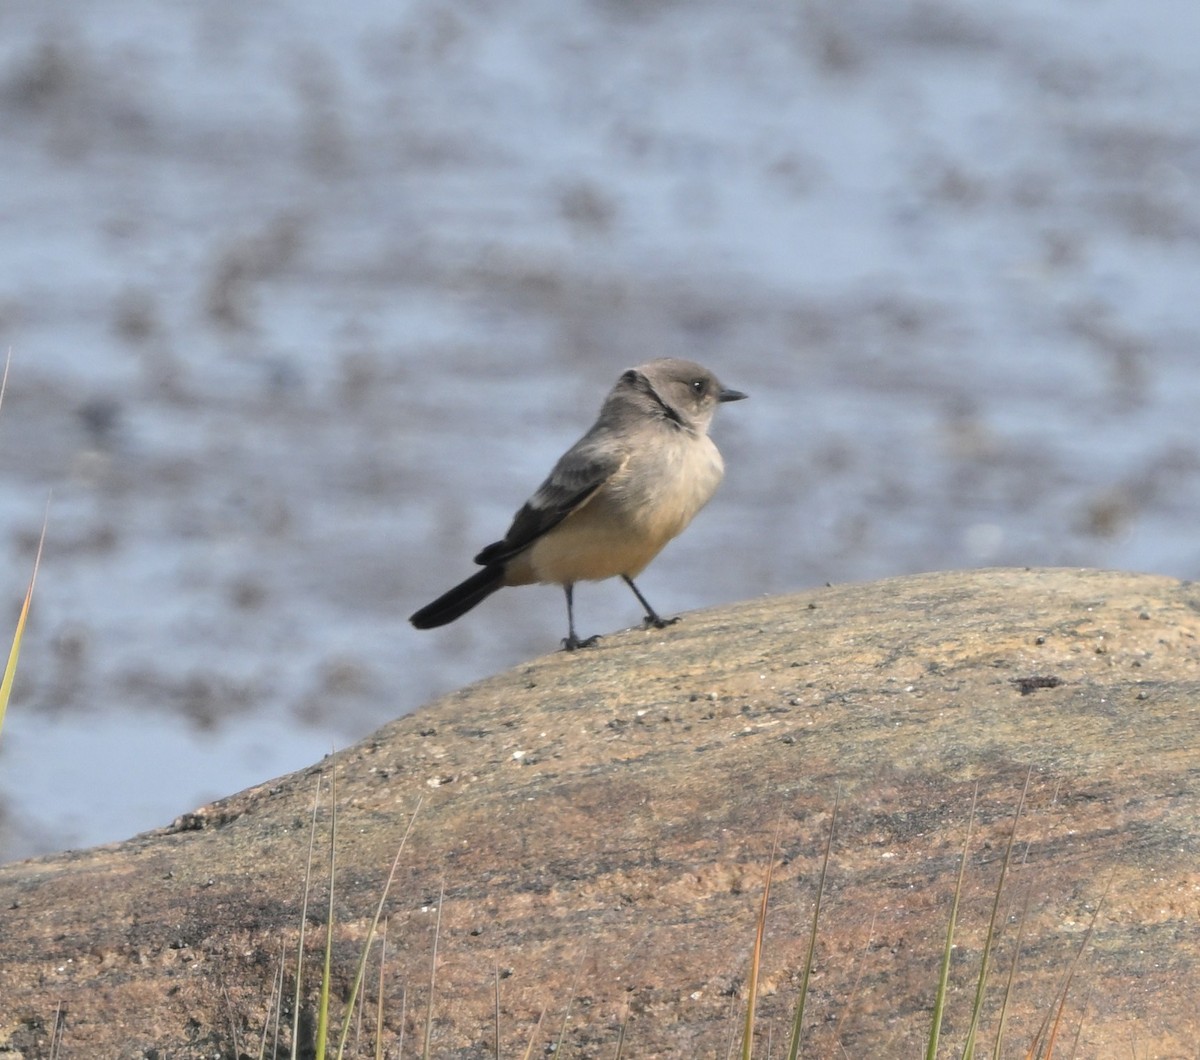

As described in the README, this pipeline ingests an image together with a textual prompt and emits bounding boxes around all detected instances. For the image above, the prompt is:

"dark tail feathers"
[410,565,505,629]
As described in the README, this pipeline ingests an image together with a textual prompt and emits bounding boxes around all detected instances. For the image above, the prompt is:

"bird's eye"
[691,379,706,394]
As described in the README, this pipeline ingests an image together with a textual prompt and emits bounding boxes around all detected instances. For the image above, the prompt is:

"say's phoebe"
[410,358,747,650]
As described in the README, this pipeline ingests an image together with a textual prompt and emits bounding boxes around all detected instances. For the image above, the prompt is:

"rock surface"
[1,567,1197,1057]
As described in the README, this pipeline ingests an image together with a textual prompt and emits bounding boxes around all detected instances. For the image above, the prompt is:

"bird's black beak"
[718,387,748,403]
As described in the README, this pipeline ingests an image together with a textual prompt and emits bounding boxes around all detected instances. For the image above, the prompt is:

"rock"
[1,568,1197,1057]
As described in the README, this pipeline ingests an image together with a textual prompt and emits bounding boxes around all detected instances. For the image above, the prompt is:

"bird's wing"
[474,442,626,566]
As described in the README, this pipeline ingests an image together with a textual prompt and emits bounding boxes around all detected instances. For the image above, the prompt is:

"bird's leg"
[622,575,679,630]
[561,583,600,651]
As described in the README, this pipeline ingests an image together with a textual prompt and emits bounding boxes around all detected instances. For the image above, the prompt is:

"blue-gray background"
[1,0,1197,860]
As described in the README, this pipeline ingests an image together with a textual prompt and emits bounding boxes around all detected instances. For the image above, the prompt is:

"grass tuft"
[335,798,422,1059]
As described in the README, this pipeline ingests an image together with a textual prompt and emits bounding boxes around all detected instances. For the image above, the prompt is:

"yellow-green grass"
[259,778,1098,1058]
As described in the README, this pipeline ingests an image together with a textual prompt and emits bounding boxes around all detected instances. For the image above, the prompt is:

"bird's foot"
[562,633,601,652]
[643,614,680,630]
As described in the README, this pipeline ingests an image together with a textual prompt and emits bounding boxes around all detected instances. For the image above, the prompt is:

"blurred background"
[1,0,1198,861]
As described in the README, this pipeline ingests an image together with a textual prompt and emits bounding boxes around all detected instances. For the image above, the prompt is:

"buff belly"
[503,434,725,587]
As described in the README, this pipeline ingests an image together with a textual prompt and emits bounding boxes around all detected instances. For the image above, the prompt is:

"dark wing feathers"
[473,443,624,566]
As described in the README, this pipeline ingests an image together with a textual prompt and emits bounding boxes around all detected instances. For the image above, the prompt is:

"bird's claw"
[643,614,680,630]
[562,633,601,652]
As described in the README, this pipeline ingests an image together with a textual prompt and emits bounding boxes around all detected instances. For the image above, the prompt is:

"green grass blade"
[315,764,338,1060]
[992,866,1033,1060]
[927,785,979,1060]
[786,793,838,1060]
[292,774,324,1059]
[962,770,1032,1059]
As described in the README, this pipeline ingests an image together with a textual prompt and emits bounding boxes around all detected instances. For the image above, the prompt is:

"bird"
[410,358,747,650]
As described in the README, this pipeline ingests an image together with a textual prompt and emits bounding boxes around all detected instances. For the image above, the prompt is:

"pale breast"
[517,432,725,586]
[624,432,725,544]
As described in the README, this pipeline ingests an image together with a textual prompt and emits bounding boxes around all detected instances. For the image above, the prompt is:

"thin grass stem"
[315,765,338,1060]
[397,987,407,1059]
[553,946,589,1056]
[786,793,839,1060]
[335,799,423,1058]
[962,769,1032,1059]
[494,963,502,1060]
[831,909,877,1051]
[375,920,387,1060]
[292,774,324,1059]
[520,1009,546,1060]
[1041,876,1108,1059]
[48,1000,65,1060]
[613,1015,628,1060]
[742,817,785,1060]
[926,785,979,1060]
[422,879,446,1060]
[992,858,1034,1060]
[0,493,48,745]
